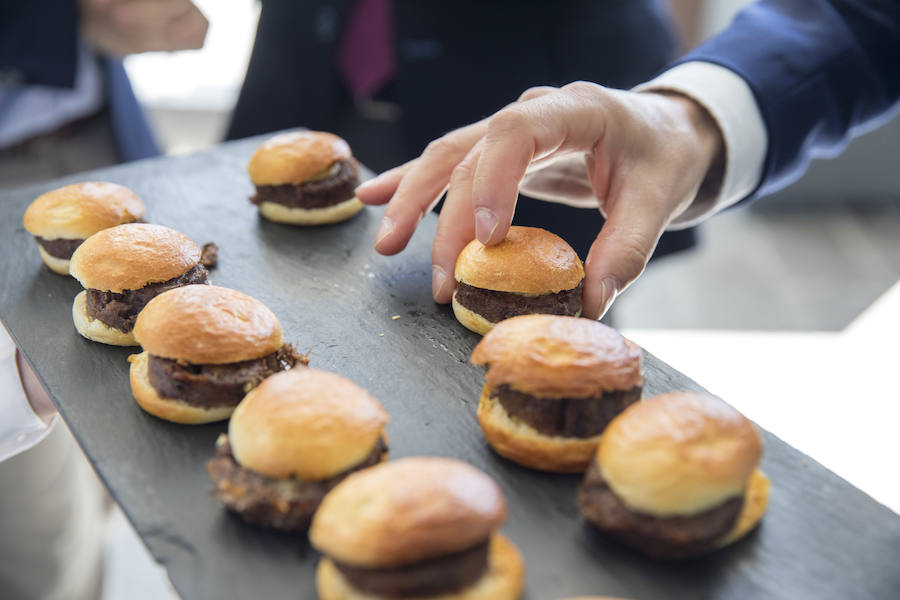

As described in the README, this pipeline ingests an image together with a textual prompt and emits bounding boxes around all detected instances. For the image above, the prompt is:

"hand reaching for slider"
[355,82,723,319]
[80,0,209,57]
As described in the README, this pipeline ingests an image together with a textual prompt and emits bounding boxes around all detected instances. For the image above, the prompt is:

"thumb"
[581,188,670,319]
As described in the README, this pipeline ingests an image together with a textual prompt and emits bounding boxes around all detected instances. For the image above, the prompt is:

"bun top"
[599,392,762,517]
[69,223,200,292]
[471,314,642,397]
[248,131,354,185]
[23,182,145,240]
[229,369,388,480]
[310,457,506,568]
[454,226,584,294]
[134,285,283,364]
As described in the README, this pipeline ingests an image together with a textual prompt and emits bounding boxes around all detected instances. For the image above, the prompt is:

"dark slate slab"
[1,135,898,600]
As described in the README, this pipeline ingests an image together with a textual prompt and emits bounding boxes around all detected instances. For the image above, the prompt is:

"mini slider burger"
[471,314,643,473]
[453,226,584,335]
[207,368,388,530]
[578,392,770,559]
[70,223,209,346]
[310,457,524,600]
[130,285,307,424]
[248,130,364,225]
[23,182,145,275]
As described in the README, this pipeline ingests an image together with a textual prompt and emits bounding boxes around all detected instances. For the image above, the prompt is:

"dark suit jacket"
[0,0,159,162]
[681,0,900,203]
[228,0,696,259]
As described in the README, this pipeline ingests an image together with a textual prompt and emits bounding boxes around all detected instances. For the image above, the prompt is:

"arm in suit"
[679,0,900,201]
[0,0,78,87]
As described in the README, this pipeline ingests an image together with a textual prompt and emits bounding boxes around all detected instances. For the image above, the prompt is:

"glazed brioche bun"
[715,467,771,547]
[310,457,507,568]
[128,351,237,424]
[599,392,763,517]
[23,182,144,240]
[133,285,283,364]
[248,130,353,186]
[455,226,584,295]
[316,533,524,600]
[229,369,389,480]
[477,386,602,473]
[72,290,138,346]
[257,196,363,225]
[38,246,73,276]
[69,223,200,293]
[471,314,642,398]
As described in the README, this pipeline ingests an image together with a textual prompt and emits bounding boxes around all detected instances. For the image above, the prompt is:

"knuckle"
[423,137,459,159]
[561,80,599,97]
[488,108,530,137]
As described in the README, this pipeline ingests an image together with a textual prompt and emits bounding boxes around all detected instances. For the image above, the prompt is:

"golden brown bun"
[69,223,200,293]
[23,182,144,240]
[599,392,763,517]
[316,533,524,600]
[715,467,770,547]
[310,457,506,568]
[248,131,353,185]
[454,226,584,294]
[38,247,72,276]
[257,196,364,225]
[72,290,138,346]
[229,369,389,480]
[451,292,496,335]
[477,386,600,473]
[133,285,282,364]
[471,314,642,398]
[128,352,237,424]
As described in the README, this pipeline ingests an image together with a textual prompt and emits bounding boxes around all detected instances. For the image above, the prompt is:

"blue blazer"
[0,0,159,162]
[680,0,900,202]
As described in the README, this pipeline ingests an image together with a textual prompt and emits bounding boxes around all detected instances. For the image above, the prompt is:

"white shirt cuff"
[634,61,768,229]
[0,326,53,462]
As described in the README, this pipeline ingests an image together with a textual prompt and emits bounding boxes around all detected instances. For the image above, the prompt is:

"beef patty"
[454,281,583,323]
[207,434,387,531]
[251,159,359,209]
[494,384,641,438]
[36,236,84,259]
[148,343,308,408]
[333,539,490,597]
[578,460,743,559]
[85,264,208,332]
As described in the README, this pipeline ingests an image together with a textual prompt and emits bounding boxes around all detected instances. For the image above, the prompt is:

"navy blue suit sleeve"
[679,0,900,200]
[0,0,78,87]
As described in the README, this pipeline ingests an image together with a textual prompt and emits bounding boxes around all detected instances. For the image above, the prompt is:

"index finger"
[471,82,611,245]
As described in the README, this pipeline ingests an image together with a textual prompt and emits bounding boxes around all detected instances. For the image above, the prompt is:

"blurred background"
[2,0,898,598]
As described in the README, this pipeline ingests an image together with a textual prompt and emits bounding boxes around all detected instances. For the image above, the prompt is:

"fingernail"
[474,208,498,244]
[374,217,395,248]
[597,277,619,319]
[432,265,449,299]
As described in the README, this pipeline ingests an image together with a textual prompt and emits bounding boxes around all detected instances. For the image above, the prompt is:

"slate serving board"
[1,135,899,600]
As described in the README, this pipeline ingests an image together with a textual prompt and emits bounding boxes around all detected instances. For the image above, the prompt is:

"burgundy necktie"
[337,0,396,99]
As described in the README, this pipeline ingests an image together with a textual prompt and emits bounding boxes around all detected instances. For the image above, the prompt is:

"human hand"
[356,82,723,319]
[80,0,209,57]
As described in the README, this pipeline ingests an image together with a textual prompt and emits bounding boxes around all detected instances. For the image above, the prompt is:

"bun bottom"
[38,246,72,276]
[72,290,138,346]
[477,386,601,473]
[258,197,364,225]
[451,293,495,336]
[128,352,237,424]
[715,467,770,548]
[316,533,524,600]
